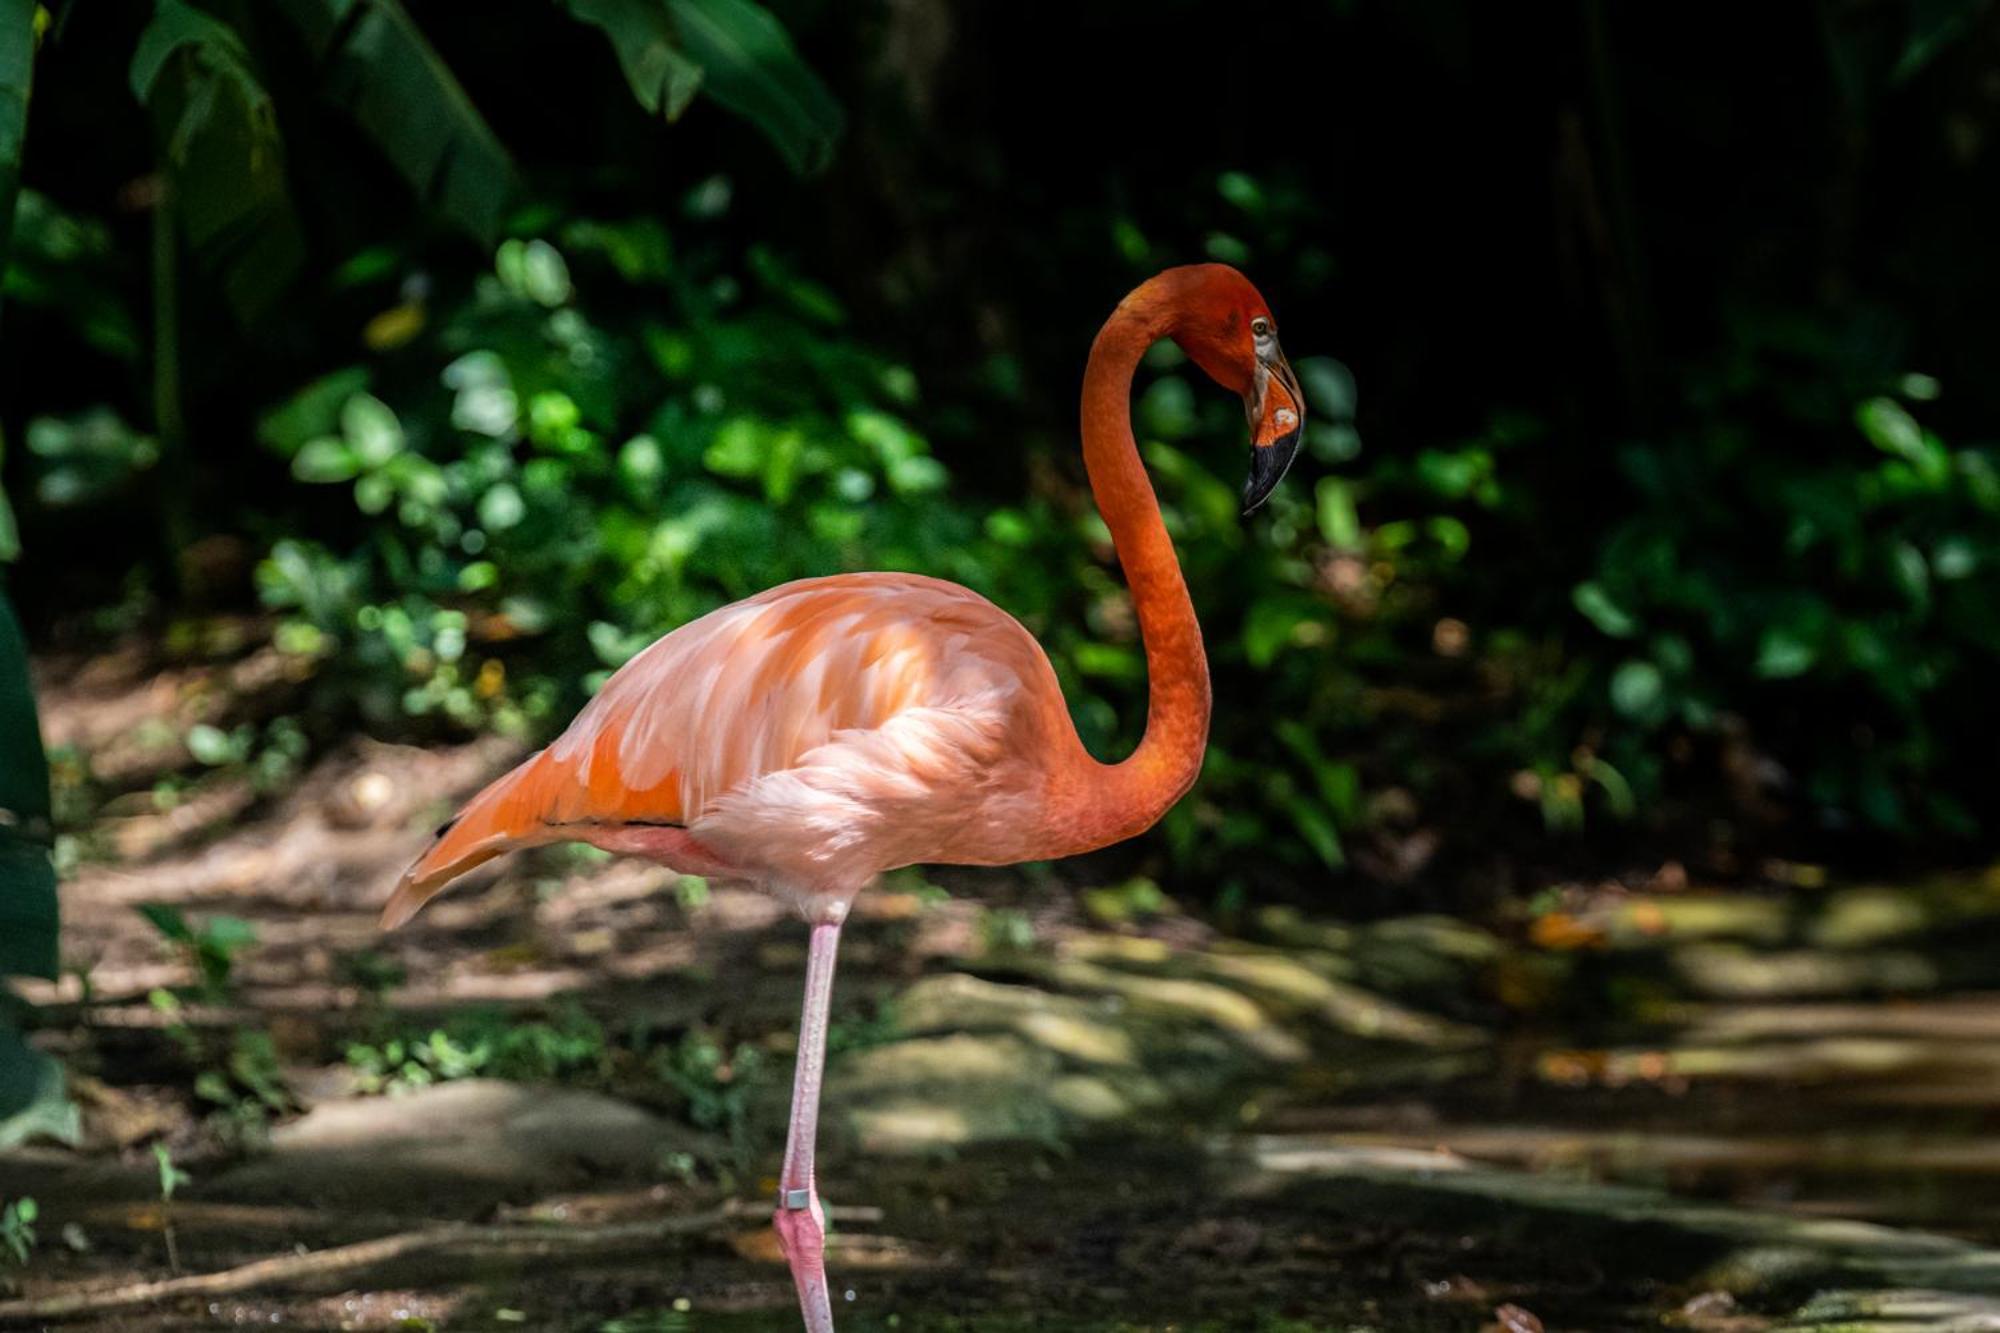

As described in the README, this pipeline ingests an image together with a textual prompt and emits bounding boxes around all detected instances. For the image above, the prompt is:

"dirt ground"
[13,640,2000,1330]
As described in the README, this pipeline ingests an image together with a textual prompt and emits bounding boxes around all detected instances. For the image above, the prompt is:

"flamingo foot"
[775,1187,835,1331]
[774,914,845,1331]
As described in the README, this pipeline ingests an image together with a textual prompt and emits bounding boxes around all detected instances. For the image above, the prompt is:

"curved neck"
[1065,290,1212,847]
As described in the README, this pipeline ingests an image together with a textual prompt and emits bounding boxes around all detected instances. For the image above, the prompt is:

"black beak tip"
[1241,427,1304,517]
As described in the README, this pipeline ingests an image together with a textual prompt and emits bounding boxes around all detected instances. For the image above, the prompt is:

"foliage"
[139,904,255,1000]
[0,588,54,979]
[564,0,843,172]
[141,910,292,1141]
[127,170,2000,885]
[0,1196,33,1266]
[271,0,513,246]
[0,1025,76,1150]
[343,1005,612,1093]
[342,1004,768,1162]
[152,1143,191,1201]
[0,0,33,292]
[647,1028,765,1161]
[131,0,303,320]
[2,0,839,321]
[1566,314,2000,834]
[254,205,979,732]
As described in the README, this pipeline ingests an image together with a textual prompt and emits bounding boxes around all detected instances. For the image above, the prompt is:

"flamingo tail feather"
[379,756,557,929]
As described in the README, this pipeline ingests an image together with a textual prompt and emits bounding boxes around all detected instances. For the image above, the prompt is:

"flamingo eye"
[1251,316,1273,339]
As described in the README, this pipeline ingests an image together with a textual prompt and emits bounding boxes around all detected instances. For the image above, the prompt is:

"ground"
[9,642,2000,1329]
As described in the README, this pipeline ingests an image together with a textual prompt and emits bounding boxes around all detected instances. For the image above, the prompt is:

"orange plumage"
[383,572,1080,926]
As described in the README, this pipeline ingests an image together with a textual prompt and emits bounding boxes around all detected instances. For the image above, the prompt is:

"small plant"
[826,1000,900,1056]
[649,1031,766,1166]
[0,1197,36,1266]
[138,905,256,1001]
[673,875,710,912]
[152,1145,191,1273]
[337,949,408,1001]
[1080,876,1173,925]
[976,907,1036,955]
[598,1310,691,1333]
[344,1005,610,1094]
[148,988,293,1146]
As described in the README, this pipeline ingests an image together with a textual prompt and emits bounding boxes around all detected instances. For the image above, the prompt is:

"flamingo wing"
[381,573,1060,926]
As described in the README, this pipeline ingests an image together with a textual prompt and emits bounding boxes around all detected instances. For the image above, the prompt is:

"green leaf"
[1426,515,1470,562]
[1890,540,1931,611]
[1895,0,1993,82]
[1241,596,1325,669]
[258,367,371,454]
[703,418,762,478]
[292,436,360,482]
[3,191,145,363]
[566,0,705,120]
[496,237,571,307]
[0,585,54,980]
[0,1028,80,1150]
[1856,397,1925,463]
[183,722,237,765]
[137,902,194,945]
[272,0,514,242]
[664,0,842,175]
[1314,476,1360,548]
[1287,798,1345,869]
[1295,356,1357,420]
[0,475,16,563]
[1609,659,1665,722]
[132,0,304,319]
[1754,626,1818,680]
[153,1143,191,1200]
[1572,581,1639,639]
[340,393,403,466]
[0,0,37,293]
[478,482,526,531]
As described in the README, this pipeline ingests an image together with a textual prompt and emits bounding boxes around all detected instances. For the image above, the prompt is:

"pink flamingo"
[380,263,1304,1330]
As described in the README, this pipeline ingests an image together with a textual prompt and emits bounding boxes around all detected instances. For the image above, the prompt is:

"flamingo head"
[1163,263,1306,515]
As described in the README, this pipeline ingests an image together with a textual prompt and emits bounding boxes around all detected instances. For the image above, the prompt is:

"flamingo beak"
[1242,345,1305,515]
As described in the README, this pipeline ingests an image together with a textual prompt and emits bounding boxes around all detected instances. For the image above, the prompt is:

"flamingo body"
[382,572,1084,926]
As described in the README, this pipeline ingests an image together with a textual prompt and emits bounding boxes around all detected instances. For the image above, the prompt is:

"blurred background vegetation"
[4,0,2000,960]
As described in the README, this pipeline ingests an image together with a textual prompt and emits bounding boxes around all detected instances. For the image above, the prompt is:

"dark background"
[6,0,2000,909]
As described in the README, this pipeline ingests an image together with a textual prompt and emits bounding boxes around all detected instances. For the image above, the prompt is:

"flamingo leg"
[773,915,844,1331]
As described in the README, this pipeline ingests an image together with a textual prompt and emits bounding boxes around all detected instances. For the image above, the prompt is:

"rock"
[825,1003,1190,1154]
[1046,1074,1135,1123]
[1191,948,1478,1047]
[1673,944,1940,999]
[892,974,1139,1067]
[832,1033,1058,1094]
[1038,958,1307,1062]
[1254,905,1358,955]
[1606,895,1792,949]
[842,1096,1066,1155]
[207,1080,707,1212]
[829,1033,1086,1154]
[1780,1288,2000,1331]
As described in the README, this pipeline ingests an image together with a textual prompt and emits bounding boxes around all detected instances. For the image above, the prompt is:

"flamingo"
[378,263,1305,1330]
